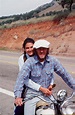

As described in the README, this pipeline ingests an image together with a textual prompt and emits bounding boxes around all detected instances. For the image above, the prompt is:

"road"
[0,50,75,115]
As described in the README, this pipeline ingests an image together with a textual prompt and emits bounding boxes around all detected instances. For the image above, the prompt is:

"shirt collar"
[34,55,50,64]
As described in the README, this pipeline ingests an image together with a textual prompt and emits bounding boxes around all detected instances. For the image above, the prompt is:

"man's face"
[36,47,48,62]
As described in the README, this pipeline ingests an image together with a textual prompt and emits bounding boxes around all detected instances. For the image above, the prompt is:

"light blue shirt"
[18,53,41,93]
[14,55,75,97]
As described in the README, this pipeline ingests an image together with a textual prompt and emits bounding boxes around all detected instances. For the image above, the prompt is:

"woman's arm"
[25,79,41,91]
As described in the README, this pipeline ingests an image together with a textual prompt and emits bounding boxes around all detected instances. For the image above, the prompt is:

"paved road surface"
[0,50,75,115]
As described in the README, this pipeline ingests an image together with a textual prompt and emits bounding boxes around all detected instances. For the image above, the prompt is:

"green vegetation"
[56,0,74,11]
[0,0,75,29]
[0,47,10,51]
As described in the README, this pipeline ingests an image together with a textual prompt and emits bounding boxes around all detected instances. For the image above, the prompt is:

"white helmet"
[33,39,50,49]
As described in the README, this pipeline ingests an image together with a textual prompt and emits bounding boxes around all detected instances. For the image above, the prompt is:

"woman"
[18,37,35,71]
[14,37,35,115]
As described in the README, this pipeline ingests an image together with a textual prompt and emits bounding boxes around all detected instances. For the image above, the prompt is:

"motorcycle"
[24,85,75,115]
[35,89,75,115]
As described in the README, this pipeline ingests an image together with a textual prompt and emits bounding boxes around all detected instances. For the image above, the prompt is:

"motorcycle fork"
[54,104,62,115]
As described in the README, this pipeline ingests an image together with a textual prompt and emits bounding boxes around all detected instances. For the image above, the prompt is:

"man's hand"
[48,84,56,91]
[48,85,53,91]
[14,97,23,106]
[39,86,52,96]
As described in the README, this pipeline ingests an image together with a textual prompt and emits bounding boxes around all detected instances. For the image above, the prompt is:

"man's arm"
[54,58,75,90]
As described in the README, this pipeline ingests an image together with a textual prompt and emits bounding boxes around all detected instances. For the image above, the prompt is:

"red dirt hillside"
[0,16,75,56]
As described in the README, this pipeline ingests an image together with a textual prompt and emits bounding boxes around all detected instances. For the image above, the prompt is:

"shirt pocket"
[45,70,53,80]
[46,70,52,76]
[31,71,41,82]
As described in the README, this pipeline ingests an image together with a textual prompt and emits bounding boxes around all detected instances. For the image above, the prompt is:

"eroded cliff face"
[0,16,75,56]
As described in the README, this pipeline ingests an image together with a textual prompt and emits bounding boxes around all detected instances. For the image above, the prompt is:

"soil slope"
[0,16,75,56]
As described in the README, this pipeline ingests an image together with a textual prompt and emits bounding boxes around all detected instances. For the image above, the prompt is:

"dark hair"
[22,37,35,62]
[23,37,35,49]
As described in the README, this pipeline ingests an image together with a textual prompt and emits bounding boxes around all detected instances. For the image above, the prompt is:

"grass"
[0,11,75,29]
[0,47,10,51]
[0,16,55,29]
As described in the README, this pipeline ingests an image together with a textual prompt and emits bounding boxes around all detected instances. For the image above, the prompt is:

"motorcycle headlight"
[57,89,67,101]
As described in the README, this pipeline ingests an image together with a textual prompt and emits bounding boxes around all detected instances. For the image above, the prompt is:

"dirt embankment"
[0,16,75,56]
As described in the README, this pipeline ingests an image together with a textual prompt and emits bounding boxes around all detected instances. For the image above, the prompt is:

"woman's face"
[24,42,34,56]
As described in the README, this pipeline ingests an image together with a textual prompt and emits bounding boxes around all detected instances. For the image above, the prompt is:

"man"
[14,39,75,115]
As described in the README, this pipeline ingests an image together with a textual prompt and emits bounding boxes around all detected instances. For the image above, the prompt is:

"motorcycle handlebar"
[23,92,57,104]
[23,84,56,103]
